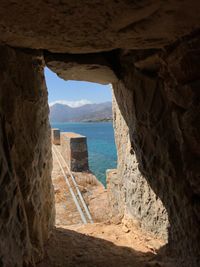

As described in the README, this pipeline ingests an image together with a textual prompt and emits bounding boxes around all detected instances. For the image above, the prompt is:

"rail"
[52,145,93,224]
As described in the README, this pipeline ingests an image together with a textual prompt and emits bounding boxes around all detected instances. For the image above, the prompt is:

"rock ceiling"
[0,0,200,53]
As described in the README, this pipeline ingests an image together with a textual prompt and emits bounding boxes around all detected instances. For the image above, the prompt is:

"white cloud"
[49,99,93,108]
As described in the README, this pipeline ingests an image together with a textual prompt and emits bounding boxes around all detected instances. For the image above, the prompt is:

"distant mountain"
[49,102,112,122]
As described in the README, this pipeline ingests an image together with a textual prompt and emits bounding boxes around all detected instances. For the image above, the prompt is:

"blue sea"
[51,122,117,187]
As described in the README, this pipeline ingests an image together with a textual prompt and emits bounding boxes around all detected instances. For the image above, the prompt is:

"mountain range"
[49,102,112,122]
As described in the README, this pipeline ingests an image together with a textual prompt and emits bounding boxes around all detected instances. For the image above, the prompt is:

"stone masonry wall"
[61,132,89,172]
[111,92,169,240]
[0,45,54,266]
[112,35,200,266]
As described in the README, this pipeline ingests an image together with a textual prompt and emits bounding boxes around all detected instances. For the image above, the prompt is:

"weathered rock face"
[0,45,55,266]
[106,169,124,222]
[111,94,169,240]
[0,1,200,53]
[112,34,200,266]
[0,116,31,267]
[45,52,118,85]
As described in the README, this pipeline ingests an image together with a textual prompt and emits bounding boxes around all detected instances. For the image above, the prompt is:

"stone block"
[51,128,60,145]
[61,132,89,171]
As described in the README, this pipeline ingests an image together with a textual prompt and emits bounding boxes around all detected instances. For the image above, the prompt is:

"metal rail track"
[52,145,93,224]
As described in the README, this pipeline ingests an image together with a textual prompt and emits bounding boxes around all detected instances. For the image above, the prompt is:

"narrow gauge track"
[52,144,93,225]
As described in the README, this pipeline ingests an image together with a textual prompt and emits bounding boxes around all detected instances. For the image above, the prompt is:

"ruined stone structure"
[0,1,200,267]
[51,128,60,145]
[60,132,89,172]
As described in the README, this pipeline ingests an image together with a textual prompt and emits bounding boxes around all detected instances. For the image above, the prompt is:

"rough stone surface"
[0,116,31,267]
[61,132,89,171]
[112,35,200,266]
[111,95,169,240]
[106,169,124,221]
[45,52,118,84]
[0,1,200,53]
[0,45,55,266]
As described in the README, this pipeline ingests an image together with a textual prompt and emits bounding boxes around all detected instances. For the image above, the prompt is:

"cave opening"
[42,63,169,266]
[0,1,200,266]
[44,66,118,226]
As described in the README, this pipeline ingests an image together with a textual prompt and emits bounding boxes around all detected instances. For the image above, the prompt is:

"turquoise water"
[51,122,117,187]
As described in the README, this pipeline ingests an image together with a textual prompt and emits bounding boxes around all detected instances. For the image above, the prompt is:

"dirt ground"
[36,147,176,267]
[51,146,109,225]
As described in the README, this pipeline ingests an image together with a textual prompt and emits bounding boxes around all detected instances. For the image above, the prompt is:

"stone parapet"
[51,128,60,145]
[61,132,89,172]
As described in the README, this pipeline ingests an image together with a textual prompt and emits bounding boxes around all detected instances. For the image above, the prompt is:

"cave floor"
[36,147,175,267]
[36,222,176,267]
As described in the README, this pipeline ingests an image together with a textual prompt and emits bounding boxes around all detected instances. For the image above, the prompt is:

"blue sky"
[44,67,112,106]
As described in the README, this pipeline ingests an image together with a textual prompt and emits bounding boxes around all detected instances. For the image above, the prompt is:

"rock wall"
[0,45,54,266]
[111,94,169,240]
[106,169,124,222]
[0,1,200,53]
[112,34,200,266]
